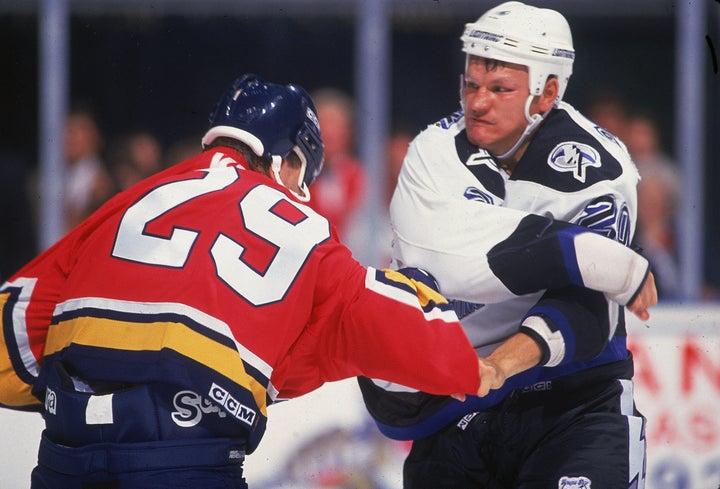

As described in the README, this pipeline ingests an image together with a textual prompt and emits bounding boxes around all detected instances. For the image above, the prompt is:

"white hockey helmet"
[461,1,575,103]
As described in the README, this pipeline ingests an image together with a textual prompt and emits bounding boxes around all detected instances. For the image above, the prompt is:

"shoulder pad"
[513,109,624,191]
[434,109,464,130]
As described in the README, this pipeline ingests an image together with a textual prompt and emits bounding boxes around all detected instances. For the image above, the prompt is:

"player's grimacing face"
[462,58,533,155]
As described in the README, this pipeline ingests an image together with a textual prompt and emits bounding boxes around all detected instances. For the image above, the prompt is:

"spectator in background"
[585,96,682,301]
[63,108,114,232]
[307,88,366,245]
[583,90,630,143]
[108,131,165,191]
[165,137,202,169]
[385,125,414,205]
[0,151,37,281]
[635,164,680,300]
[345,124,415,268]
[626,114,682,300]
[626,114,677,175]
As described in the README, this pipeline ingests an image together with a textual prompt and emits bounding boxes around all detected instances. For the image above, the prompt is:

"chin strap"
[293,183,311,203]
[459,72,554,162]
[493,95,551,161]
[270,150,312,203]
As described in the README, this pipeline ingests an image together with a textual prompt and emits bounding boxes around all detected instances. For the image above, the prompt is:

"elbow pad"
[488,215,649,305]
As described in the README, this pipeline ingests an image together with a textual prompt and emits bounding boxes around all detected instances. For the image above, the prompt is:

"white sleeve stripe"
[4,277,41,378]
[574,232,649,305]
[53,297,275,394]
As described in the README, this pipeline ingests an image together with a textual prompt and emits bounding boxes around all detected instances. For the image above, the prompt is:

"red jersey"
[0,148,478,452]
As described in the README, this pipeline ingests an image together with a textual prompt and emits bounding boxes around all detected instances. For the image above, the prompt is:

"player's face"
[462,57,534,155]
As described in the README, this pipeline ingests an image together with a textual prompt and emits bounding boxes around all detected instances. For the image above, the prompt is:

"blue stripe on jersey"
[557,226,586,288]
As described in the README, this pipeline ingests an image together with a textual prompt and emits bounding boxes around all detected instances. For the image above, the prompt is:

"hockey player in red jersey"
[0,73,654,488]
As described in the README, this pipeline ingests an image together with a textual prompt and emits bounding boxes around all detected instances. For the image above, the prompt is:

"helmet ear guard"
[203,74,325,201]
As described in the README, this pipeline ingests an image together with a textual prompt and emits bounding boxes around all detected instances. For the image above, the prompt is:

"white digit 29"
[112,168,330,305]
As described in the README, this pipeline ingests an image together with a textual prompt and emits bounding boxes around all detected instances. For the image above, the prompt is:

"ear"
[538,77,560,111]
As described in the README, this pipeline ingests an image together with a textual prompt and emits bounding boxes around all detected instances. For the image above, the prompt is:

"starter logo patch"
[547,142,601,183]
[559,475,591,488]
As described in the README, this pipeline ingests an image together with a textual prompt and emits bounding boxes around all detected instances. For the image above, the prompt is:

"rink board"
[0,304,718,489]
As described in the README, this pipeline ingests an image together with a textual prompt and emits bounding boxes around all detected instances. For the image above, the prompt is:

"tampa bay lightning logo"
[547,142,601,183]
[464,186,494,204]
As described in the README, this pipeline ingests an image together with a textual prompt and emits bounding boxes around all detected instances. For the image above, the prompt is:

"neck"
[495,130,533,175]
[497,157,518,175]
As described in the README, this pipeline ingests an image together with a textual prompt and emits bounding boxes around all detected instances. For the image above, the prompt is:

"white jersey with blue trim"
[501,101,641,354]
[504,102,639,242]
[391,110,513,306]
[390,101,641,358]
[362,103,648,440]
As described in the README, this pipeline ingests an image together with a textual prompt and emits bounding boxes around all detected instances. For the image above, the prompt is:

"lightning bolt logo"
[547,142,602,182]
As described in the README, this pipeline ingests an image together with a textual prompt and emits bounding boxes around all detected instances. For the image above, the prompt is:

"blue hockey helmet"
[202,74,324,200]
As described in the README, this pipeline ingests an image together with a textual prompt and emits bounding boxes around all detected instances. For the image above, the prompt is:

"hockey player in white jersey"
[359,2,651,488]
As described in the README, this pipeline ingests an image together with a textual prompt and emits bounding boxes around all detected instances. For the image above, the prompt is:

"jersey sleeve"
[0,278,43,410]
[0,236,73,410]
[391,137,649,306]
[275,258,480,399]
[335,267,480,395]
[485,215,650,306]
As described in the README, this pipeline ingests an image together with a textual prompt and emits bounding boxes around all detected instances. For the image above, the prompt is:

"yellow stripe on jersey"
[382,269,449,309]
[0,291,40,408]
[44,317,269,417]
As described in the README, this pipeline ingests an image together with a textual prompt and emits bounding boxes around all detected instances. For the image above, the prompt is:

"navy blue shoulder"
[511,109,624,191]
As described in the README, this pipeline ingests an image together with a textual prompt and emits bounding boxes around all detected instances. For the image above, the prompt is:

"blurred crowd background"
[1,0,719,302]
